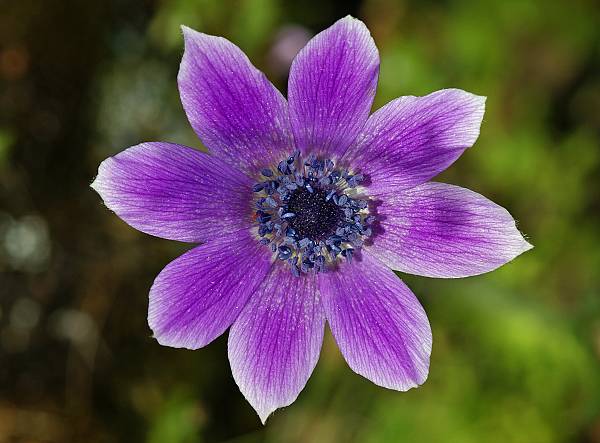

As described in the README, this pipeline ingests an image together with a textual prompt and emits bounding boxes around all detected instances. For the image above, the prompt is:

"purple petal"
[287,16,379,159]
[178,26,294,175]
[148,230,271,349]
[344,89,485,193]
[369,182,533,278]
[228,268,325,423]
[91,142,252,243]
[319,251,431,390]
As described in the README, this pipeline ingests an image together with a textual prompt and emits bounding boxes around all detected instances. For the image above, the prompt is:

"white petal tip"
[365,372,428,392]
[247,400,282,424]
[89,158,113,196]
[180,24,194,35]
[476,95,487,113]
[522,239,534,252]
[180,25,205,44]
[258,412,271,425]
[149,330,207,351]
[338,15,369,30]
[89,176,99,192]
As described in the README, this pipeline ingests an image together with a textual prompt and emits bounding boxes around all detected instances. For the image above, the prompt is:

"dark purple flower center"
[252,151,374,277]
[286,187,342,241]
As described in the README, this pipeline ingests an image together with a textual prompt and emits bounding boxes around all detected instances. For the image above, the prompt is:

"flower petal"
[148,230,271,349]
[343,89,485,193]
[369,182,533,278]
[287,16,379,159]
[319,251,431,390]
[91,142,252,243]
[178,26,294,174]
[228,268,325,423]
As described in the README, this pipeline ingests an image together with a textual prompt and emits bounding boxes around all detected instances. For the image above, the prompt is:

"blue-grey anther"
[252,151,375,276]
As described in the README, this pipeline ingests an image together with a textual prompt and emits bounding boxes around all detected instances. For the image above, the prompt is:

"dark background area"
[1,0,599,441]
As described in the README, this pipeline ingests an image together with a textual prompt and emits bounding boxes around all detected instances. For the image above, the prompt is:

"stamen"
[252,152,375,277]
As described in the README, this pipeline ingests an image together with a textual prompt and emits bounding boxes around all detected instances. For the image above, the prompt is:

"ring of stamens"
[252,151,375,277]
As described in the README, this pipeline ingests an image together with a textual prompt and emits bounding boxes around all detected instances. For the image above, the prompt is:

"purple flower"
[91,16,532,423]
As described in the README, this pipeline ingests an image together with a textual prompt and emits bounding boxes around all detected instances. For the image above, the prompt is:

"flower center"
[252,151,374,277]
[286,187,342,242]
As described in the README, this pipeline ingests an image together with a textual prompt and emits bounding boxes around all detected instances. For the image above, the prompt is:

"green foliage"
[148,392,204,443]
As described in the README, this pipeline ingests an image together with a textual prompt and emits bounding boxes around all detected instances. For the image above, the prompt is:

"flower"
[91,16,532,423]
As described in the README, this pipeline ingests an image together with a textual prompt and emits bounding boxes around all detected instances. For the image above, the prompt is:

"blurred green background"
[1,0,599,442]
